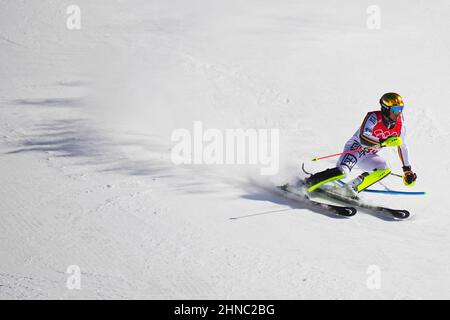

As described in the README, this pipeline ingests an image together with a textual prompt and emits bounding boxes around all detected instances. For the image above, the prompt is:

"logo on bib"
[373,129,398,140]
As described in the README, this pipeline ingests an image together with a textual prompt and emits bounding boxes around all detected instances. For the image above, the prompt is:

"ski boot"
[304,167,346,193]
[346,168,391,194]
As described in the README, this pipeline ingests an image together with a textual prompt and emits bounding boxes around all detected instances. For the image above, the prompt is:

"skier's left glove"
[402,166,417,187]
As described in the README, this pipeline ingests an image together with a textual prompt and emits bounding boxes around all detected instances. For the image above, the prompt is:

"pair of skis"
[278,178,410,220]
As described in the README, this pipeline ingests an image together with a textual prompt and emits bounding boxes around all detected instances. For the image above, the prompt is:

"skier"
[305,92,417,195]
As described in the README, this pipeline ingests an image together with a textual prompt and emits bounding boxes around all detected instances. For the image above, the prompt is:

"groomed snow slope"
[1,0,450,299]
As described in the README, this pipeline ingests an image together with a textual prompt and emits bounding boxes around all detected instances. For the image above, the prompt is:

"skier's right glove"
[379,136,402,147]
[402,165,417,187]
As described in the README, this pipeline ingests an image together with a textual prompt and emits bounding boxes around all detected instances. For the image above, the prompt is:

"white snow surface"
[1,0,450,299]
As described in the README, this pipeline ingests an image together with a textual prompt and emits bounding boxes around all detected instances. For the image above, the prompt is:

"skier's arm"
[359,112,382,146]
[398,123,417,186]
[397,124,410,167]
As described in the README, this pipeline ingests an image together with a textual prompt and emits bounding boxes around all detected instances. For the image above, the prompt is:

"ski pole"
[390,172,403,178]
[312,147,377,162]
[311,147,405,178]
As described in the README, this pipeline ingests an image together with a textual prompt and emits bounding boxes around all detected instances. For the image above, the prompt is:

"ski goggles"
[390,106,404,115]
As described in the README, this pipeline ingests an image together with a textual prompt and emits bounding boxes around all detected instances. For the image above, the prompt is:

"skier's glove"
[402,165,417,187]
[379,136,402,147]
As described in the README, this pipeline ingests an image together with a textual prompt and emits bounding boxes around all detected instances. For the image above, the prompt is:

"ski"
[315,187,410,219]
[277,184,357,217]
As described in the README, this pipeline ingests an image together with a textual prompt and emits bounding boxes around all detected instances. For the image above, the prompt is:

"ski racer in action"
[305,92,417,196]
